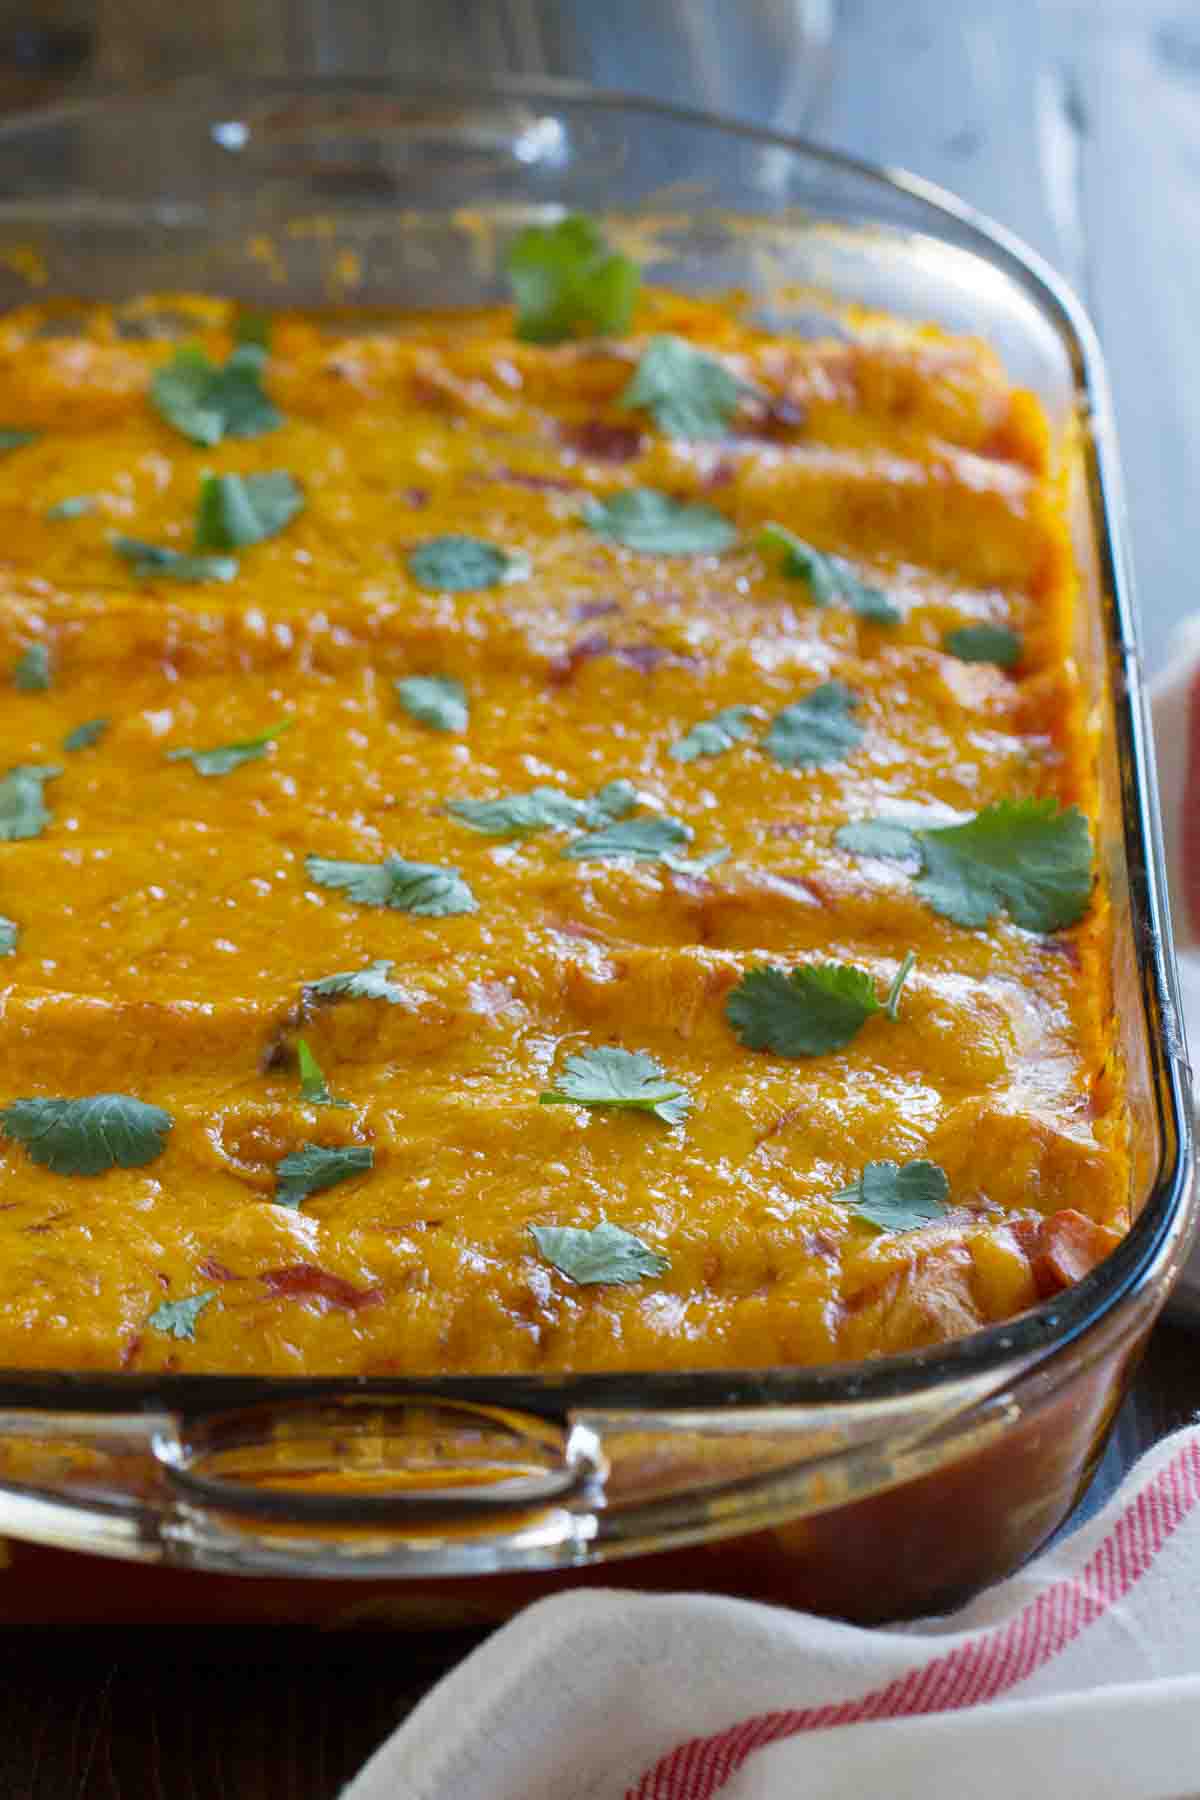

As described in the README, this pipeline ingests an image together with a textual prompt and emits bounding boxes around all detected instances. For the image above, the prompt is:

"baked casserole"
[0,217,1127,1378]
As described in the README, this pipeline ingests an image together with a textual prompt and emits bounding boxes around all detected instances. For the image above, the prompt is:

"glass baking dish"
[0,76,1188,1627]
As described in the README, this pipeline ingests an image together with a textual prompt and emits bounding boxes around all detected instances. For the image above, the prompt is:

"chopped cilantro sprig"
[113,537,237,584]
[943,623,1022,668]
[306,853,477,918]
[395,675,469,733]
[194,471,304,551]
[837,798,1093,933]
[539,1046,691,1126]
[563,813,692,864]
[621,335,749,439]
[726,953,916,1057]
[506,214,640,343]
[12,644,50,691]
[149,1291,217,1342]
[448,779,634,840]
[529,1221,669,1285]
[46,495,94,521]
[167,719,292,778]
[584,488,736,554]
[670,705,758,763]
[834,1159,951,1233]
[408,536,529,593]
[304,959,408,1006]
[760,524,900,624]
[63,718,109,752]
[0,764,60,840]
[150,342,280,446]
[274,1142,374,1209]
[0,1093,173,1175]
[764,681,864,769]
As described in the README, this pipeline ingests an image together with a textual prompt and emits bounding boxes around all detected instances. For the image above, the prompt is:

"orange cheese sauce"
[0,291,1126,1374]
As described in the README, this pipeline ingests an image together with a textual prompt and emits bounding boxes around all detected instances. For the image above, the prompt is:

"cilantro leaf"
[0,917,18,955]
[408,536,530,593]
[395,674,469,733]
[113,536,238,584]
[727,963,880,1056]
[506,214,640,344]
[150,349,238,445]
[274,1141,374,1209]
[764,681,864,768]
[583,488,736,554]
[915,800,1093,932]
[838,799,1093,933]
[835,818,924,862]
[296,1037,348,1108]
[0,429,37,453]
[760,523,840,601]
[305,856,400,908]
[834,1159,951,1233]
[447,779,635,840]
[305,853,477,918]
[369,859,478,918]
[150,343,280,446]
[529,1221,669,1286]
[726,953,916,1056]
[670,704,757,763]
[304,959,408,1006]
[148,1290,217,1342]
[167,718,292,778]
[0,1093,173,1175]
[760,524,900,624]
[449,787,592,838]
[943,624,1022,668]
[621,335,747,439]
[0,764,59,841]
[63,717,110,752]
[539,1045,691,1125]
[194,471,304,551]
[563,814,692,863]
[12,643,50,691]
[591,779,639,819]
[45,495,94,521]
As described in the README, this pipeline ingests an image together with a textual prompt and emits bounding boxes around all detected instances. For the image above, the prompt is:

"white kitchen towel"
[1149,628,1200,1311]
[343,1426,1200,1799]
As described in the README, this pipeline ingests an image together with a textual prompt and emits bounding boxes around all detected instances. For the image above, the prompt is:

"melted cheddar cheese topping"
[0,290,1125,1374]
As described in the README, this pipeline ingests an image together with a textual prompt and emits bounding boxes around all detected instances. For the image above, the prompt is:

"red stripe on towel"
[630,1437,1200,1800]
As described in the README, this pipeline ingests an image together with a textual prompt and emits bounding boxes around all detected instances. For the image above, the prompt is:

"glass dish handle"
[0,1365,1027,1577]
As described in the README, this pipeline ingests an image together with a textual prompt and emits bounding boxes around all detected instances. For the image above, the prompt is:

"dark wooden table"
[0,4,1195,1794]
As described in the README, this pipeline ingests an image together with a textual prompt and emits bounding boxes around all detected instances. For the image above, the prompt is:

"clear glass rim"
[0,73,1187,1418]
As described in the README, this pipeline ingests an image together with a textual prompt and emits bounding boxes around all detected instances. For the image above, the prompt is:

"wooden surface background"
[0,2,1195,1793]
